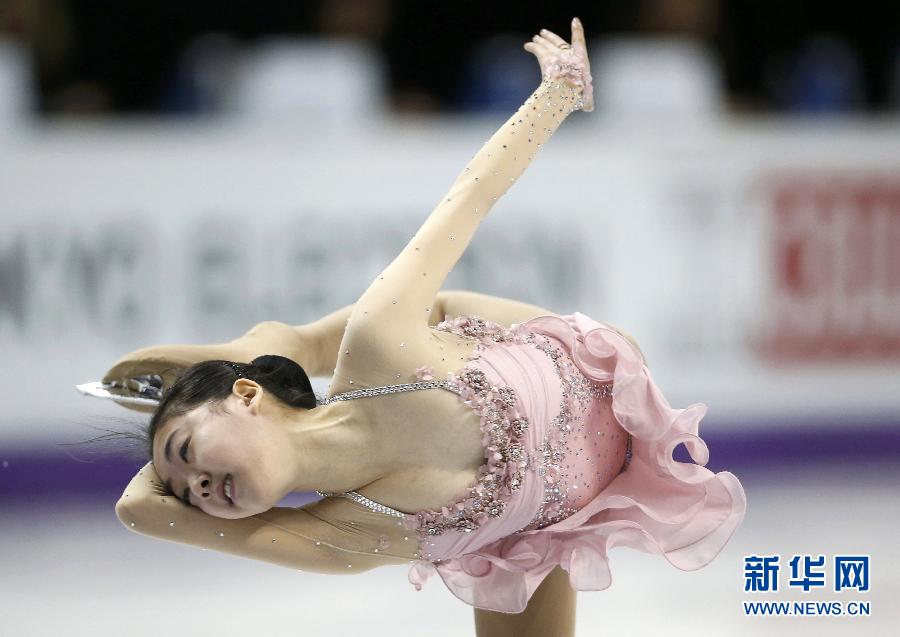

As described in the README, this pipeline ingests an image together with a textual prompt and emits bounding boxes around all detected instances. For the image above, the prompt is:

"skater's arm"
[235,290,554,380]
[101,294,450,384]
[303,289,556,376]
[100,321,315,391]
[98,288,528,391]
[342,20,592,365]
[100,286,568,400]
[436,289,559,328]
[232,290,484,379]
[115,461,412,574]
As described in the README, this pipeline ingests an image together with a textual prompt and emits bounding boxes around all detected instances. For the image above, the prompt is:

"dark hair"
[60,355,317,498]
[144,354,317,462]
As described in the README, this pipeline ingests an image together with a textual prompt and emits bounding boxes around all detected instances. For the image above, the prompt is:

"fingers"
[523,41,544,59]
[570,17,586,52]
[529,24,583,56]
[523,37,553,64]
[539,28,568,49]
[526,20,593,112]
[530,34,556,55]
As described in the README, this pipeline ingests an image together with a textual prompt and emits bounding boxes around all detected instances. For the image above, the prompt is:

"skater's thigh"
[473,565,575,637]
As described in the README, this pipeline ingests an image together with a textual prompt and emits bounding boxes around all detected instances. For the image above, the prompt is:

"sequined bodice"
[314,314,633,561]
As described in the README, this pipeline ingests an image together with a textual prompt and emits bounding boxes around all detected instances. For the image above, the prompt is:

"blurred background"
[1,1,898,635]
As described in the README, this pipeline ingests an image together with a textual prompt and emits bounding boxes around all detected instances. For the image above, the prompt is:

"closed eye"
[181,436,192,505]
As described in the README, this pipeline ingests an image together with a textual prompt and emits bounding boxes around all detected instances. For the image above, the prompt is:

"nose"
[190,474,213,500]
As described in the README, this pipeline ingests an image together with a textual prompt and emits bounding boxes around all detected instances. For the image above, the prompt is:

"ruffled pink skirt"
[407,312,748,613]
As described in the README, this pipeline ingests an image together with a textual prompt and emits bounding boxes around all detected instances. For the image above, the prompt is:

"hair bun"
[249,354,316,409]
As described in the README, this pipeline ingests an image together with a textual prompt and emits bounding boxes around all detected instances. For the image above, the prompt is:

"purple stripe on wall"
[691,418,900,472]
[1,419,898,507]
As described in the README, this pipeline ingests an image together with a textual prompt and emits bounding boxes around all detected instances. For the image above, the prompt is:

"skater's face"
[151,380,293,519]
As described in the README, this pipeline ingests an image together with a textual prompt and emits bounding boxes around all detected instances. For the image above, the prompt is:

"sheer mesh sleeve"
[339,76,587,379]
[115,462,418,575]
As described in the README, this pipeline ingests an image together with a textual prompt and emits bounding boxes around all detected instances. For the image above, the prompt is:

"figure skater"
[81,18,747,637]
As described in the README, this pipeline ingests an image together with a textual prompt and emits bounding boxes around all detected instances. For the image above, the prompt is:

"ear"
[232,378,262,413]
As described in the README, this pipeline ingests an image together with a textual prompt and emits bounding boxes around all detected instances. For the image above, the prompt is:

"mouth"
[220,474,235,507]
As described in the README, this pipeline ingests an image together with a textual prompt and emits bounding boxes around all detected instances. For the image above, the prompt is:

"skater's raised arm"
[340,19,593,366]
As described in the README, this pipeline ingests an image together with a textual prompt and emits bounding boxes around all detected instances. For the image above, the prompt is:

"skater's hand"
[523,17,594,112]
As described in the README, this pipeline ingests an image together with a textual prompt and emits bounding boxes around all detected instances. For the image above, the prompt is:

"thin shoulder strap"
[318,379,459,406]
[314,489,409,518]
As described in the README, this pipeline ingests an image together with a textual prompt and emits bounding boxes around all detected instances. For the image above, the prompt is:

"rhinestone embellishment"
[319,380,458,406]
[314,488,408,518]
[405,316,537,545]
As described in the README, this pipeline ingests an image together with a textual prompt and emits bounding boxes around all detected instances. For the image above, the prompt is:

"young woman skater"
[94,18,746,636]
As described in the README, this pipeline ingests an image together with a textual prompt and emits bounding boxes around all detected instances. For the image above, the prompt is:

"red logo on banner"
[758,176,900,360]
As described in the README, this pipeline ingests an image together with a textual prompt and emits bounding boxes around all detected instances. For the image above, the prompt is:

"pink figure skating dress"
[317,312,747,613]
